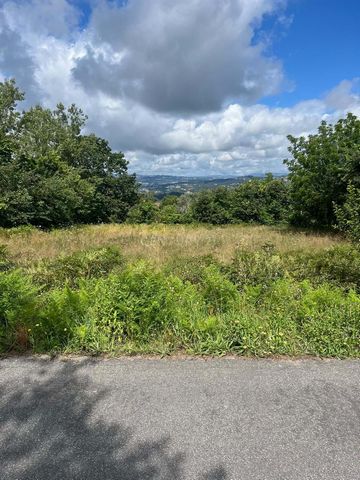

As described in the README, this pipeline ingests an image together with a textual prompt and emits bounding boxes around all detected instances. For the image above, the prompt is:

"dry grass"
[0,224,346,267]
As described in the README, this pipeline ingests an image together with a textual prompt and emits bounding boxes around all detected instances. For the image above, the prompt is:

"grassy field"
[0,223,344,266]
[0,224,359,358]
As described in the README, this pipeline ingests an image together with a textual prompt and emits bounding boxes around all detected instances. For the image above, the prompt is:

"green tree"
[126,196,158,224]
[284,113,360,227]
[191,187,233,224]
[0,79,138,227]
[335,183,360,244]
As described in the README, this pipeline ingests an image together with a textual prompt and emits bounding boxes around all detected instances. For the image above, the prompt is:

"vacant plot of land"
[1,224,358,357]
[0,224,344,266]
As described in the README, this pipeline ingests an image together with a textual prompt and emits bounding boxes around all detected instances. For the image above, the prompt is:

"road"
[0,357,359,480]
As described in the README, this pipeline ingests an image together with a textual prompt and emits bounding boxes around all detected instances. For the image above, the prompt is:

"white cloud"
[0,0,360,176]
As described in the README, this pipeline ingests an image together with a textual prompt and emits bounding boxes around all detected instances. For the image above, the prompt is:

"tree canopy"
[284,113,360,228]
[0,79,138,228]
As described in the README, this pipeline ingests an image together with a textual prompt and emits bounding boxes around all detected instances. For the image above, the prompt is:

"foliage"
[335,183,360,244]
[284,113,360,227]
[0,245,14,272]
[191,187,234,224]
[228,243,285,288]
[0,80,138,228]
[0,270,37,350]
[286,245,360,291]
[32,247,124,289]
[190,175,289,225]
[0,245,358,357]
[126,197,158,224]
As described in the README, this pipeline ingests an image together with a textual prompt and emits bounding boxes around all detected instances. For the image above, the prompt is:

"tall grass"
[0,224,344,267]
[0,224,358,357]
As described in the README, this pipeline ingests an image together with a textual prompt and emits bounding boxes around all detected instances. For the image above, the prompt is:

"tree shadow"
[0,358,227,480]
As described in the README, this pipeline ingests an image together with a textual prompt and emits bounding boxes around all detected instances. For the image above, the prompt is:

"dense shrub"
[0,270,37,350]
[189,175,289,225]
[285,245,360,291]
[126,198,158,224]
[228,244,285,289]
[0,251,359,357]
[165,255,221,284]
[335,183,360,244]
[32,247,124,288]
[0,245,14,271]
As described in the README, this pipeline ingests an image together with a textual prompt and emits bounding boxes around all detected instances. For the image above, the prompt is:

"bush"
[187,279,360,357]
[335,183,360,244]
[0,245,14,272]
[126,198,158,224]
[32,261,205,353]
[165,255,221,284]
[285,245,360,291]
[0,270,37,351]
[32,247,124,289]
[228,244,285,289]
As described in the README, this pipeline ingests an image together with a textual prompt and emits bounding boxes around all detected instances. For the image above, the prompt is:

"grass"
[0,223,344,267]
[0,224,358,358]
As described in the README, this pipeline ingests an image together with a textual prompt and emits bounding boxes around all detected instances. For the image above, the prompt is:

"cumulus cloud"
[325,79,360,111]
[0,12,37,99]
[0,0,360,176]
[72,0,286,114]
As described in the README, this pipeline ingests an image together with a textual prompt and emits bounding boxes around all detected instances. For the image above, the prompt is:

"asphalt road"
[0,357,359,480]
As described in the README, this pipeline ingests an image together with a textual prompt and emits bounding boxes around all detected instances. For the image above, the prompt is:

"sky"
[0,0,359,176]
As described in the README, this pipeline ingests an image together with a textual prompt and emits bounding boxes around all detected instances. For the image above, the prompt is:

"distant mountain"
[137,174,284,198]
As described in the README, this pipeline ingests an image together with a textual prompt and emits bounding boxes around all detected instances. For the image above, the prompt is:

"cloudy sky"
[0,0,359,176]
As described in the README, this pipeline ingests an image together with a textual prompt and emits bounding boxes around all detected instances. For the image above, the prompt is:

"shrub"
[0,245,14,272]
[228,244,285,289]
[84,262,199,342]
[285,245,360,291]
[126,198,158,224]
[335,183,360,244]
[198,265,239,314]
[33,286,89,351]
[32,247,124,289]
[165,255,221,284]
[0,270,37,351]
[33,261,205,353]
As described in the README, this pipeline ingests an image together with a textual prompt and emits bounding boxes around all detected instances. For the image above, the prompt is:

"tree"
[126,196,158,224]
[335,183,360,244]
[0,79,24,136]
[191,187,233,224]
[0,79,138,227]
[284,113,360,227]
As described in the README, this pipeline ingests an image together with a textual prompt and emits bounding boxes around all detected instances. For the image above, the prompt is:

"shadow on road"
[0,359,227,480]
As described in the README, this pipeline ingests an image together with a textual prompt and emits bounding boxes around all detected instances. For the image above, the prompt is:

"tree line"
[1,79,360,241]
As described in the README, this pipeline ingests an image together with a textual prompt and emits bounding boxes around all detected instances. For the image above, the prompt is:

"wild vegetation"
[0,224,359,357]
[0,80,360,357]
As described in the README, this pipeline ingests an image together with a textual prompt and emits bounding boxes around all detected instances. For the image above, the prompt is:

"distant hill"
[137,174,284,198]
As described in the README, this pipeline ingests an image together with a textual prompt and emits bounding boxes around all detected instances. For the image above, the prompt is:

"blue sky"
[263,0,360,107]
[0,0,359,175]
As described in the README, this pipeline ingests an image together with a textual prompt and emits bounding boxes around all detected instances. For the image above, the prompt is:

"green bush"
[285,245,360,291]
[0,252,358,357]
[32,261,205,353]
[126,198,158,224]
[165,255,221,284]
[335,183,360,244]
[198,265,239,314]
[0,270,37,351]
[228,244,285,289]
[0,245,14,272]
[165,257,237,313]
[186,279,360,357]
[32,247,124,289]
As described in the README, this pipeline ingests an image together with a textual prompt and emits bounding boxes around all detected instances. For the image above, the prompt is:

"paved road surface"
[0,357,359,480]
